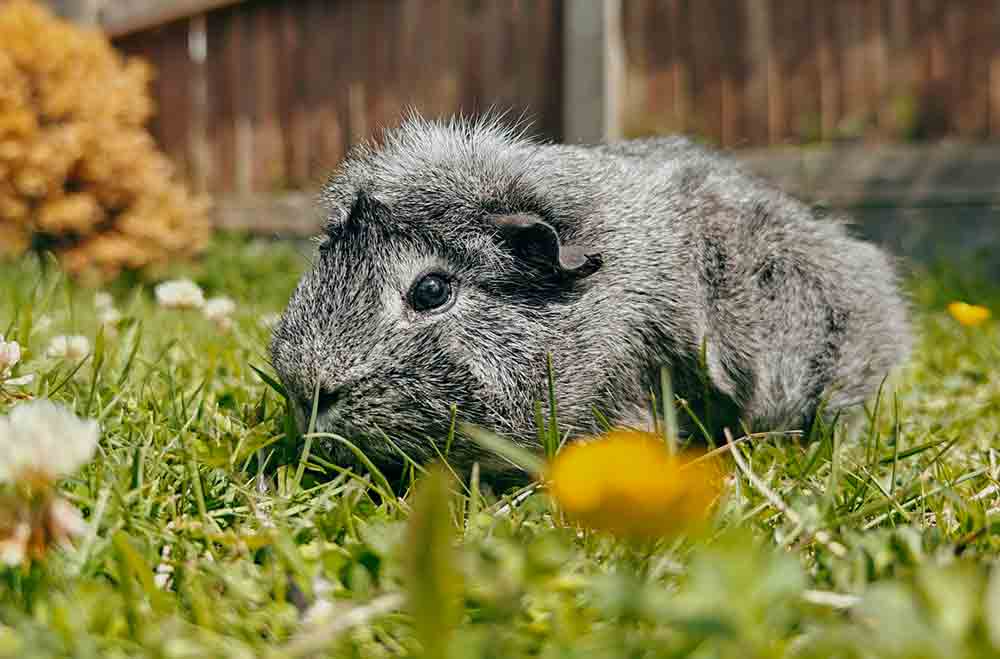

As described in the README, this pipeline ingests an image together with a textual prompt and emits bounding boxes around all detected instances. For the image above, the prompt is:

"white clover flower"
[0,336,20,376]
[94,291,114,310]
[203,296,236,322]
[0,399,99,484]
[260,312,281,329]
[46,335,91,361]
[155,279,205,309]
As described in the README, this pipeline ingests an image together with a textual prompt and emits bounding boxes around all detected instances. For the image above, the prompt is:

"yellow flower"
[547,430,724,540]
[948,302,991,327]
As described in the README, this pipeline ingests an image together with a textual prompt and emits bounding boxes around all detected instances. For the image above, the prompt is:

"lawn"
[1,235,999,659]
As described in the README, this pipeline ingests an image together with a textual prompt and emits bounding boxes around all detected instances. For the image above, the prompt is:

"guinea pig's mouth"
[292,402,357,440]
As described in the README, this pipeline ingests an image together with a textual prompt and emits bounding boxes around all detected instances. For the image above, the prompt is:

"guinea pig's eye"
[408,272,453,312]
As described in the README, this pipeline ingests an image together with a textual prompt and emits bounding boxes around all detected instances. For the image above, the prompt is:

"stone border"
[211,143,1000,263]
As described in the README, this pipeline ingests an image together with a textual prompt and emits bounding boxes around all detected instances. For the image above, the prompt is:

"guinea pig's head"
[270,119,604,475]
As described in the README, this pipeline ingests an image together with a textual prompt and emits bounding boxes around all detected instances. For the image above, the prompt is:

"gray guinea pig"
[270,115,911,478]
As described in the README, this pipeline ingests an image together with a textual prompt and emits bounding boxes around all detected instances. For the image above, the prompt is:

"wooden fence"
[112,0,564,195]
[98,0,1000,196]
[622,0,1000,147]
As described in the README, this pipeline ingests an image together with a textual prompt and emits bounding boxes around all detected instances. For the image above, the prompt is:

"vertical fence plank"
[926,0,951,137]
[232,8,253,195]
[147,22,194,182]
[513,0,549,134]
[785,1,821,142]
[671,0,692,134]
[766,0,784,142]
[346,0,368,145]
[459,0,485,117]
[865,0,888,136]
[186,16,211,193]
[953,0,992,137]
[277,0,308,187]
[884,0,913,140]
[250,3,284,190]
[206,6,237,194]
[744,0,770,144]
[621,0,648,135]
[642,1,677,136]
[534,0,564,139]
[838,0,868,137]
[689,0,723,143]
[719,0,746,147]
[325,0,351,168]
[433,0,460,119]
[366,0,400,134]
[991,0,1000,136]
[814,1,841,140]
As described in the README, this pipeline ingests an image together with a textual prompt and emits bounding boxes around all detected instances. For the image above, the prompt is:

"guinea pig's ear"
[490,214,603,280]
[344,189,389,230]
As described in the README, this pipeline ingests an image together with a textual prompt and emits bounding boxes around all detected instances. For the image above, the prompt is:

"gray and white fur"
[271,115,911,478]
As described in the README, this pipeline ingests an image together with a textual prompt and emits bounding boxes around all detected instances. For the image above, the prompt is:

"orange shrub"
[0,0,209,280]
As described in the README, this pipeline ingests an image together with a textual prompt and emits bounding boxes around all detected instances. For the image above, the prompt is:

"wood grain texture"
[111,0,1000,198]
[621,1,1000,145]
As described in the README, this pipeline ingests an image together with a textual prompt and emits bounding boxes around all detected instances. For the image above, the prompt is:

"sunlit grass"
[0,235,998,658]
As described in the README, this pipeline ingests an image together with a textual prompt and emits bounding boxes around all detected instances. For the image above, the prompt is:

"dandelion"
[0,400,98,566]
[948,302,991,327]
[203,296,236,330]
[46,334,90,361]
[155,278,205,309]
[547,429,724,540]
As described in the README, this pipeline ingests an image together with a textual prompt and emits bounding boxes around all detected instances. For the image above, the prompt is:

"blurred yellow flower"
[948,302,991,327]
[547,430,724,540]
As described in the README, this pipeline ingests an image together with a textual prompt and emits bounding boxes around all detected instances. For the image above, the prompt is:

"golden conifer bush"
[0,0,209,279]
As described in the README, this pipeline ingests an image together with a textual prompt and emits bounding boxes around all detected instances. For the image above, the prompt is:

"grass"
[1,234,999,658]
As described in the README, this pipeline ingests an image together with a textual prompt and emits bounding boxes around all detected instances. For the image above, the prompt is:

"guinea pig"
[270,114,911,479]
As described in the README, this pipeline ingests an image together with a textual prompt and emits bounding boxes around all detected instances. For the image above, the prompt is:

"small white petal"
[2,374,34,386]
